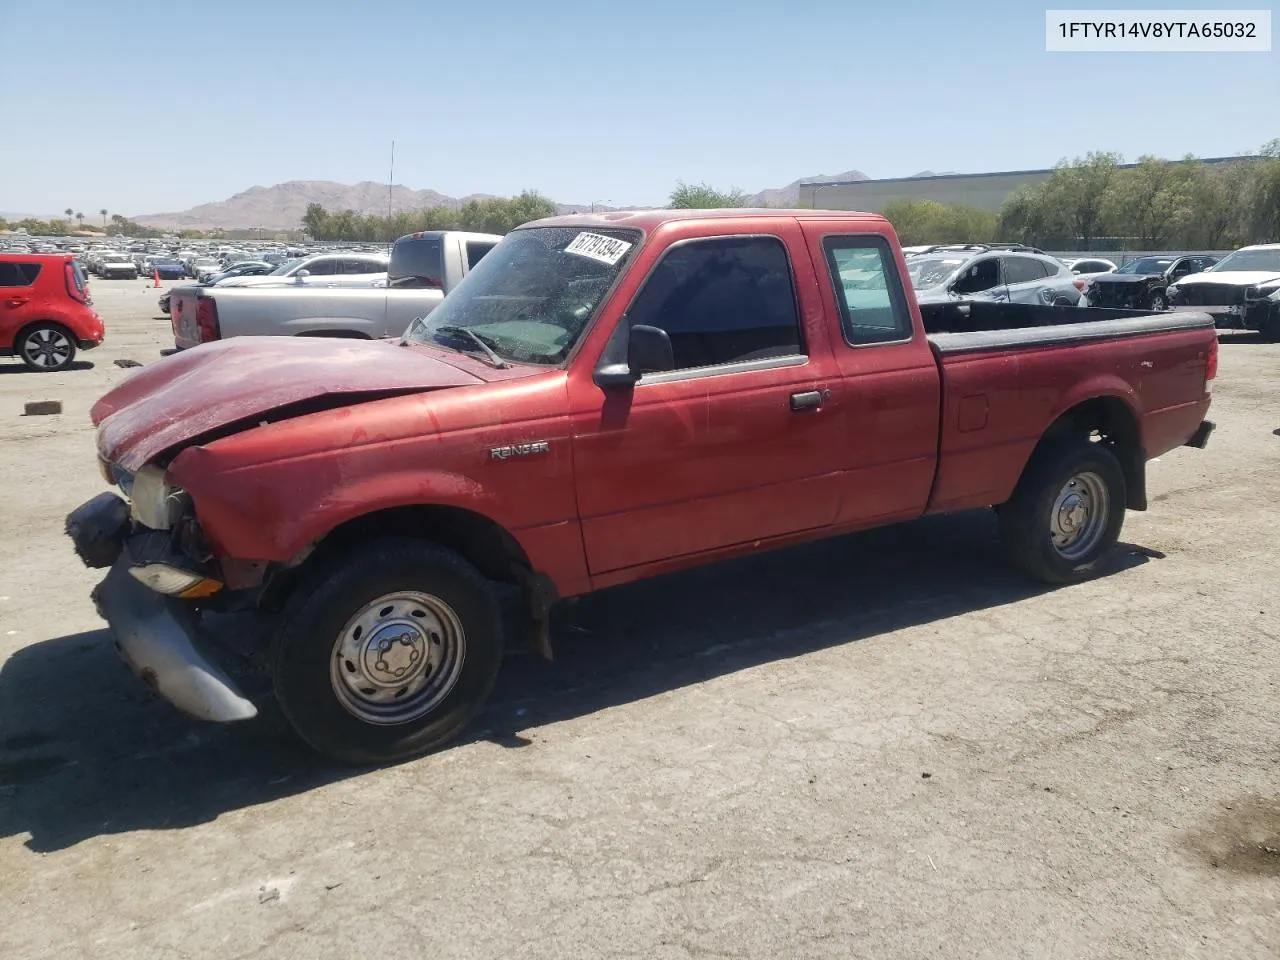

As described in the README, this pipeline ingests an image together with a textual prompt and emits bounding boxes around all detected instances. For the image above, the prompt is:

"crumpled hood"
[1175,270,1280,288]
[93,336,482,471]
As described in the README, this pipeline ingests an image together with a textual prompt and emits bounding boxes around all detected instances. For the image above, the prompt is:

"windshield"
[906,256,966,289]
[406,226,640,365]
[269,258,303,276]
[1210,249,1280,273]
[1117,257,1174,274]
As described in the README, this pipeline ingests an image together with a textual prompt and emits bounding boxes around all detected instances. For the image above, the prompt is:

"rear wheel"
[17,323,77,372]
[998,439,1126,584]
[272,539,503,764]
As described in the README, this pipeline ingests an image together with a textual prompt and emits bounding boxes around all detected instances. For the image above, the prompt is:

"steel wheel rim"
[329,591,466,725]
[1049,470,1110,560]
[23,328,72,368]
[1151,294,1167,311]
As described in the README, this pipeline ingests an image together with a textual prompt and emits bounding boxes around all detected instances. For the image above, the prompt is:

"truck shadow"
[0,510,1158,852]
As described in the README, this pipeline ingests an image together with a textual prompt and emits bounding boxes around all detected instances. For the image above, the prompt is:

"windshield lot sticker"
[564,232,632,266]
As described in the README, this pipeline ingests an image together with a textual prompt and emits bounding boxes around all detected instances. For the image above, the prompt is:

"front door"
[569,230,847,576]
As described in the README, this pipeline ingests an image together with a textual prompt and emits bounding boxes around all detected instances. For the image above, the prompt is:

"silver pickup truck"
[168,231,501,350]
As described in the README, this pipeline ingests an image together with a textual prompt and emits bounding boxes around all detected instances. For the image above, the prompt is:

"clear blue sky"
[1,0,1275,216]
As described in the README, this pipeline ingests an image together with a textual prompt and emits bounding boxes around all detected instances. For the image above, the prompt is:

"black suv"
[1085,255,1218,311]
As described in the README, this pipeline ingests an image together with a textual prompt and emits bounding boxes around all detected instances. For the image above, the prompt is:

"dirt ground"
[1,280,1277,960]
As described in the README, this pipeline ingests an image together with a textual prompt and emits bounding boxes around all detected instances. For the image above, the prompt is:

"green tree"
[458,191,557,234]
[1179,160,1250,248]
[1041,152,1121,248]
[75,211,84,229]
[668,181,749,208]
[881,199,998,245]
[64,207,73,221]
[1100,156,1195,247]
[1244,155,1280,243]
[301,202,331,239]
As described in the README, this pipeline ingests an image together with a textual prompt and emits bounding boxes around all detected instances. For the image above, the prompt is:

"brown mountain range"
[133,170,872,231]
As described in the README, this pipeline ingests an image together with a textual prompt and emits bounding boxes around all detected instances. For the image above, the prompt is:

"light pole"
[590,200,610,213]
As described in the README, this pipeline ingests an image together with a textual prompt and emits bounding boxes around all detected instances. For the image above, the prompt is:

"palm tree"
[75,212,84,229]
[100,208,108,229]
[64,207,73,220]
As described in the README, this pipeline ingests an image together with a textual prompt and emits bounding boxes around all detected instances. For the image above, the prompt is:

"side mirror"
[294,269,310,283]
[593,324,674,387]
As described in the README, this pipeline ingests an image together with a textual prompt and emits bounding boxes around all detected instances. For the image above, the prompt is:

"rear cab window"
[626,236,804,375]
[820,236,914,345]
[389,235,444,288]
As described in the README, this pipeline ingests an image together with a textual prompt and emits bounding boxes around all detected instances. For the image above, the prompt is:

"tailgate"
[170,288,204,349]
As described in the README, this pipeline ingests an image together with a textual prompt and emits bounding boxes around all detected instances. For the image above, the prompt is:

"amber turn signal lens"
[178,579,224,599]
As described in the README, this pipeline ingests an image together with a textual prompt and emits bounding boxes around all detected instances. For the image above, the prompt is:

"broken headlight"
[129,464,188,531]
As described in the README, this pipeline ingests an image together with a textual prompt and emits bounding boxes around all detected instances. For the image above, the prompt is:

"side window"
[626,236,802,373]
[953,257,1001,294]
[466,241,496,270]
[0,262,40,286]
[821,236,913,345]
[305,258,337,276]
[1003,256,1045,284]
[348,258,384,274]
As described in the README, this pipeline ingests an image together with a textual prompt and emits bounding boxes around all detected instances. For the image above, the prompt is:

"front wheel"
[17,323,77,371]
[272,539,503,764]
[1148,291,1168,311]
[998,439,1126,584]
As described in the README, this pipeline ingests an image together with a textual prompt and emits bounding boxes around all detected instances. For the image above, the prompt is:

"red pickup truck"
[66,209,1216,764]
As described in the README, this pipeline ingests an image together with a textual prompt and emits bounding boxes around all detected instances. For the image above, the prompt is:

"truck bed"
[919,301,1215,515]
[918,300,1211,339]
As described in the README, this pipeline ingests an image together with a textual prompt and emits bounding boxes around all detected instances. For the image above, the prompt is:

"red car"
[0,253,104,371]
[69,210,1215,763]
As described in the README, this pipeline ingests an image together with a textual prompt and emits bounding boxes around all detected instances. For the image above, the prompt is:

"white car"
[216,252,390,287]
[1166,243,1280,328]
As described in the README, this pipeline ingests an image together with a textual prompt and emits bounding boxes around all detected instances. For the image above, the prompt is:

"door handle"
[789,390,824,412]
[5,298,29,308]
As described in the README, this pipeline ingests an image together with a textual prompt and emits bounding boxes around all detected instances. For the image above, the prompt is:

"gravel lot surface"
[1,280,1277,959]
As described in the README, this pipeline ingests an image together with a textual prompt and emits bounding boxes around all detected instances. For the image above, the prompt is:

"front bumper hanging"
[67,493,257,723]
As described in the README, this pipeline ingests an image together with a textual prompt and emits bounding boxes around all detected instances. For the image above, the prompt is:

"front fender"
[171,447,500,562]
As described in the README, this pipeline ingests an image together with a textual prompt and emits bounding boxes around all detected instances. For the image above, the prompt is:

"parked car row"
[1080,255,1219,311]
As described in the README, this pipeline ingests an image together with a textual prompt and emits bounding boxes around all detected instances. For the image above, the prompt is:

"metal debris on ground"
[23,401,62,416]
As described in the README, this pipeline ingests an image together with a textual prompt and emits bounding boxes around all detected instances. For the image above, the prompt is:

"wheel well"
[14,319,75,349]
[1038,397,1146,510]
[311,505,532,583]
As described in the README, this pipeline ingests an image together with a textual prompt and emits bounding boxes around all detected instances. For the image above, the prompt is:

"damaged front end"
[65,470,258,723]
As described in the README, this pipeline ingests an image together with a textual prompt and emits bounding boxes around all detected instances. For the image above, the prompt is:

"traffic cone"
[153,269,160,288]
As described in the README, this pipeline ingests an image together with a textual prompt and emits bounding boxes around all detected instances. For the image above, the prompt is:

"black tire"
[1260,311,1280,343]
[272,539,503,764]
[17,322,77,372]
[998,438,1126,585]
[1148,291,1168,312]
